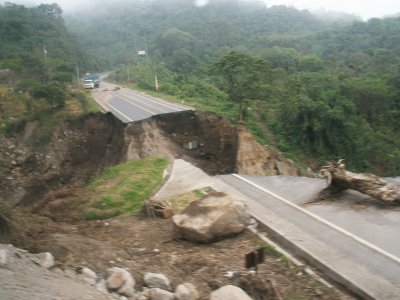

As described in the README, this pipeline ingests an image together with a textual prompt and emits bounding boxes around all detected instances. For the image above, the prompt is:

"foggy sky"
[1,0,400,20]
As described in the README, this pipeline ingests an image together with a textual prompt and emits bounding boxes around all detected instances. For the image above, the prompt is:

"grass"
[258,241,291,267]
[0,84,102,146]
[124,82,238,121]
[0,199,25,243]
[165,189,206,212]
[84,157,169,220]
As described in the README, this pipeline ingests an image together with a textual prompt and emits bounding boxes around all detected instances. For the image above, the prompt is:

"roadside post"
[245,248,265,273]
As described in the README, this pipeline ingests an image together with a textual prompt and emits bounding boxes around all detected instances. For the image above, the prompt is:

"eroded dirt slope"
[0,110,303,206]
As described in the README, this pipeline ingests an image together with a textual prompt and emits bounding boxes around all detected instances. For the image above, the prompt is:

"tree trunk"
[318,160,400,203]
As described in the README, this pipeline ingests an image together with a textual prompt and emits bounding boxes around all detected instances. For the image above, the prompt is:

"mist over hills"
[1,0,399,175]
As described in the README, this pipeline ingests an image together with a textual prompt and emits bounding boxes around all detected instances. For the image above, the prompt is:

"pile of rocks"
[0,244,253,300]
[91,269,199,300]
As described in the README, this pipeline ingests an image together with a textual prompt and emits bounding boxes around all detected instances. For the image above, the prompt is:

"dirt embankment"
[0,110,302,206]
[0,111,352,300]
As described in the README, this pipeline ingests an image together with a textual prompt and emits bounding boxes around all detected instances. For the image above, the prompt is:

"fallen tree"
[318,160,400,203]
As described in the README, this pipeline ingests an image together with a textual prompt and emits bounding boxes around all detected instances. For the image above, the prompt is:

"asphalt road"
[91,80,192,122]
[91,81,400,298]
[219,174,400,298]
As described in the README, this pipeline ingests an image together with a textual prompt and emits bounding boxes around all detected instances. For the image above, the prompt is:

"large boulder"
[172,192,251,243]
[210,285,253,300]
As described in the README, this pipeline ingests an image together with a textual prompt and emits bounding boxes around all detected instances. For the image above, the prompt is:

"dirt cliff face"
[0,113,126,205]
[235,125,302,176]
[0,111,303,206]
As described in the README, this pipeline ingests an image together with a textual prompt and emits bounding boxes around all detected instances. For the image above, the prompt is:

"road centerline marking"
[111,92,157,115]
[123,90,182,111]
[232,174,400,266]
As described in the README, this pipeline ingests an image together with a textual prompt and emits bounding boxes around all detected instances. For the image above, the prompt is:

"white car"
[83,79,95,89]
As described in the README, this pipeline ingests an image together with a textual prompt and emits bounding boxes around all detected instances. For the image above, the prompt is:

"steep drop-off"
[0,111,302,206]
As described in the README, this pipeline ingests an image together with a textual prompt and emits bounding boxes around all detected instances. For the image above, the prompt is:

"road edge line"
[233,174,400,266]
[107,103,133,122]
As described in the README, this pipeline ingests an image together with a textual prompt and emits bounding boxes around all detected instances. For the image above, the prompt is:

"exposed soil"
[0,111,349,299]
[14,204,352,300]
[0,111,303,206]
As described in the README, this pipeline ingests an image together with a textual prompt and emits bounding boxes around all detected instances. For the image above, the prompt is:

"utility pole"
[43,46,48,59]
[133,36,138,65]
[155,75,159,91]
[127,64,130,82]
[144,35,159,92]
[76,65,80,86]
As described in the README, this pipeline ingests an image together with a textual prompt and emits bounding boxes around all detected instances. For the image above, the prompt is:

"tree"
[211,51,271,121]
[37,3,62,20]
[263,47,299,73]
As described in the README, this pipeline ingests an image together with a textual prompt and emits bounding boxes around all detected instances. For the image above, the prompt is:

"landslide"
[0,110,302,206]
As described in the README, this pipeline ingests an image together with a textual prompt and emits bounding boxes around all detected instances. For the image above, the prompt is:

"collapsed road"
[91,82,400,300]
[92,81,192,122]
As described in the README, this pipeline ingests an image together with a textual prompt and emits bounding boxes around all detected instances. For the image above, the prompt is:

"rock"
[96,279,109,294]
[51,267,64,275]
[64,269,77,278]
[144,272,171,290]
[106,267,135,297]
[172,193,251,243]
[150,288,175,300]
[37,252,55,269]
[141,287,151,298]
[0,249,8,267]
[182,283,199,300]
[175,284,192,300]
[78,274,96,286]
[210,285,253,300]
[81,267,97,280]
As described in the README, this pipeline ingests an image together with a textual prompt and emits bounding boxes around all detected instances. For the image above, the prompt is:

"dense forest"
[65,0,399,175]
[1,0,399,175]
[0,3,100,144]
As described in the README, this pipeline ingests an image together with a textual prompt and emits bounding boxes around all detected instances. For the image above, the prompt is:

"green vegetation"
[0,85,100,146]
[165,189,206,212]
[258,241,291,267]
[84,157,169,220]
[0,3,102,77]
[71,0,400,175]
[1,0,399,175]
[0,3,103,145]
[0,199,24,243]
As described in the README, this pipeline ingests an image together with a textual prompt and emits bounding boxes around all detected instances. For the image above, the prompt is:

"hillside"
[65,0,400,175]
[0,2,102,81]
[0,3,104,148]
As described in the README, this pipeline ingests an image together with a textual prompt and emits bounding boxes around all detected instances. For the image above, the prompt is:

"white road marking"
[111,92,157,115]
[122,90,183,111]
[233,174,400,265]
[107,102,133,122]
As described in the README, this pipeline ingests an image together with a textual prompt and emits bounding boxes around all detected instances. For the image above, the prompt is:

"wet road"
[91,81,192,122]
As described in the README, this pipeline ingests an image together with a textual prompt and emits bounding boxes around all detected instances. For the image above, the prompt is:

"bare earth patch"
[21,207,353,300]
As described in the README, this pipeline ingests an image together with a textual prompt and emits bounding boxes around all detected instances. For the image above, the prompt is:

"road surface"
[153,160,400,299]
[219,174,400,299]
[91,80,400,298]
[90,80,192,122]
